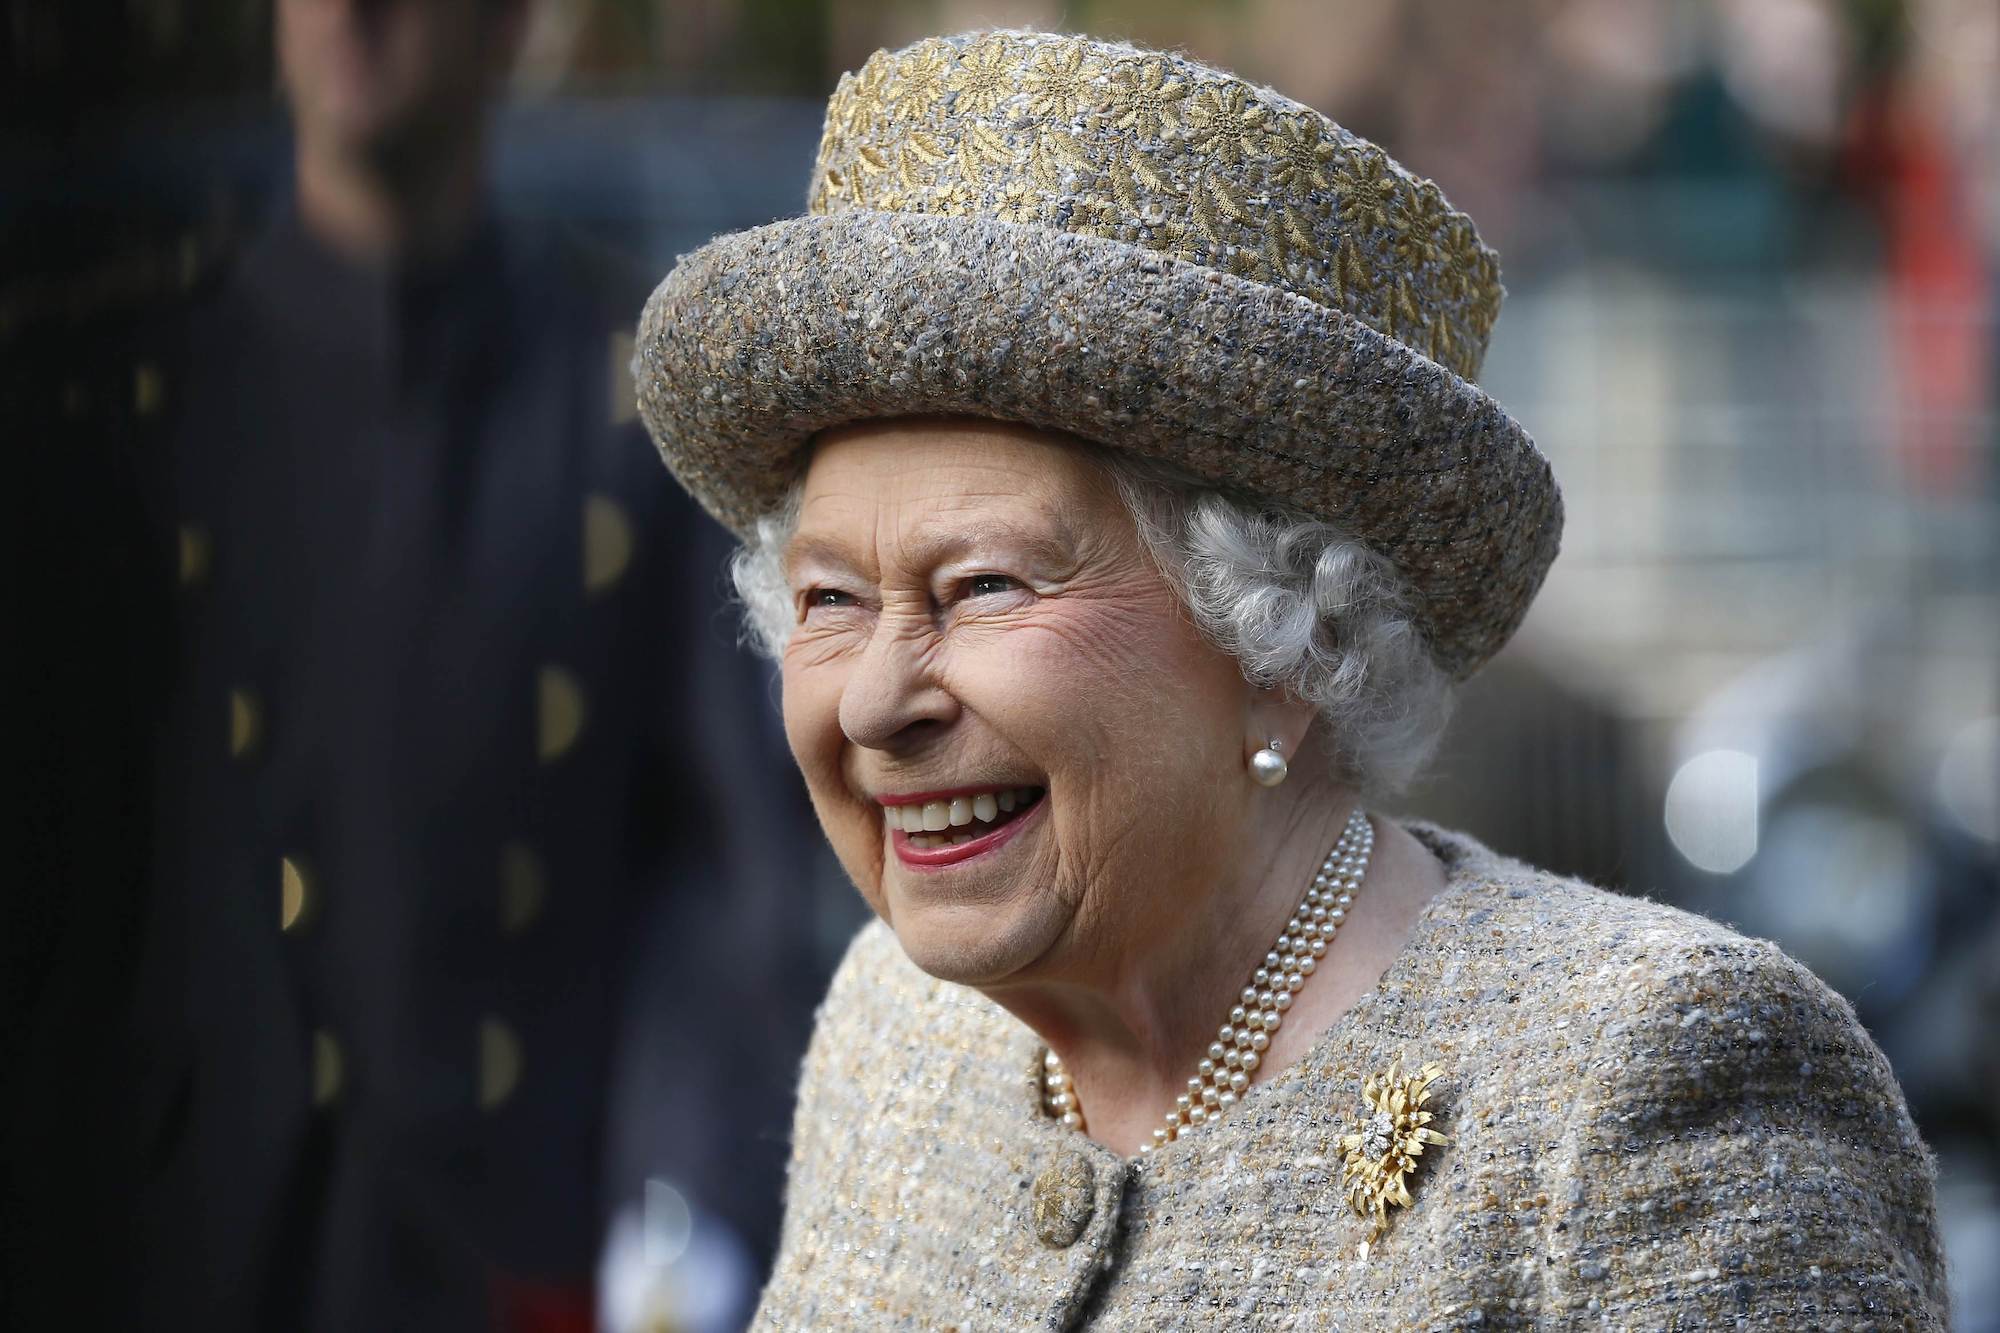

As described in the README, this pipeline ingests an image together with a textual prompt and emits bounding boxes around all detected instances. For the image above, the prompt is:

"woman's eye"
[965,574,1019,598]
[805,588,856,609]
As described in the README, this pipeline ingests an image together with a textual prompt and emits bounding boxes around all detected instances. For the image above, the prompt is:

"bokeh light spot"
[1665,749,1760,873]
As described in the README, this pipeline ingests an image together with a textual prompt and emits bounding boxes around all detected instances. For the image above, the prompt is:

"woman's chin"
[884,892,1067,987]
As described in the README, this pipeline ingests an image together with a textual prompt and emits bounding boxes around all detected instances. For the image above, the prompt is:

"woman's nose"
[838,613,959,751]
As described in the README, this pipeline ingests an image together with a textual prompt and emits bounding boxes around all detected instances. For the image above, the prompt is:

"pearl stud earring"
[1249,738,1289,787]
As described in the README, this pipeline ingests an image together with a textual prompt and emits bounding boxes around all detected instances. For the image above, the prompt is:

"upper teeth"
[884,788,1040,834]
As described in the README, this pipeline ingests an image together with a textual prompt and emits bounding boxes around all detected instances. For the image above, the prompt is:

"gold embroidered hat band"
[635,30,1563,679]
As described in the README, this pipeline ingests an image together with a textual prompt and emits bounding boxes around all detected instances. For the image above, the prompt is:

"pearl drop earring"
[1249,738,1289,787]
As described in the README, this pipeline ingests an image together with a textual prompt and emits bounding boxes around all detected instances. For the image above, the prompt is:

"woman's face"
[780,418,1261,986]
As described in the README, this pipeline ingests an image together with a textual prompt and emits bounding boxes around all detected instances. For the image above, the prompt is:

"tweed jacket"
[751,823,1948,1330]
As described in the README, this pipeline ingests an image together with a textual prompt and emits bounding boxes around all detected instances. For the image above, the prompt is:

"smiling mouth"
[880,787,1047,857]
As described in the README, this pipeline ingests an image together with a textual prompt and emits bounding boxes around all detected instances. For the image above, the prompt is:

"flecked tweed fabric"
[633,31,1563,682]
[752,823,1948,1330]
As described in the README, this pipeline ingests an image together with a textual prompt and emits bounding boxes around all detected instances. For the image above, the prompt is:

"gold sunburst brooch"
[1338,1056,1450,1259]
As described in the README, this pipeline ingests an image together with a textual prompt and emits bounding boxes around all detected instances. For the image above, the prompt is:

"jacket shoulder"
[1410,832,1949,1327]
[1412,820,1795,996]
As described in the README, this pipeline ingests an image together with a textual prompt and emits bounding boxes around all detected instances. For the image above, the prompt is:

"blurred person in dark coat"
[5,0,824,1328]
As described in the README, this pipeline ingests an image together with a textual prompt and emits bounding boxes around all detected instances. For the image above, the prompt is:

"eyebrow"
[786,516,1082,580]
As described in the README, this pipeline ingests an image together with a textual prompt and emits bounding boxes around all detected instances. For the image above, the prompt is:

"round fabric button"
[1030,1150,1097,1248]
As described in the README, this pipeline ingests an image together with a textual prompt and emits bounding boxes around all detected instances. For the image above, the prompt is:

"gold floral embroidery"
[945,34,1017,118]
[853,49,894,100]
[1103,150,1145,216]
[1182,83,1268,168]
[925,174,980,215]
[1335,146,1398,237]
[961,121,1017,181]
[1268,112,1340,194]
[824,72,861,141]
[888,39,952,112]
[1391,181,1450,272]
[1027,127,1097,193]
[995,179,1043,225]
[1023,42,1102,124]
[896,129,950,193]
[1261,225,1297,283]
[1386,274,1424,339]
[1330,235,1373,308]
[807,33,1503,380]
[808,163,857,215]
[854,143,890,174]
[1434,217,1475,302]
[1279,202,1320,257]
[827,56,890,141]
[1224,246,1264,280]
[1208,172,1252,224]
[1069,193,1127,242]
[1187,181,1229,249]
[1425,314,1458,367]
[1160,217,1203,266]
[1106,56,1189,137]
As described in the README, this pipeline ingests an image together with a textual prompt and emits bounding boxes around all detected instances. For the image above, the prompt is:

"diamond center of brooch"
[1361,1110,1395,1160]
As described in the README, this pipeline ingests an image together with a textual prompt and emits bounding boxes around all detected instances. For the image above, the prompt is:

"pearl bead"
[1230,1006,1247,1025]
[1188,1076,1205,1094]
[1273,992,1292,1013]
[1263,1009,1281,1030]
[1228,1071,1249,1093]
[1061,1110,1082,1129]
[1309,940,1327,958]
[1239,1050,1260,1072]
[1051,1091,1074,1111]
[1299,956,1316,975]
[1044,1050,1062,1070]
[1244,1011,1264,1031]
[1189,1106,1208,1125]
[1201,1085,1220,1106]
[1249,747,1288,786]
[1253,968,1271,988]
[1217,1090,1237,1107]
[1176,1093,1192,1112]
[1286,972,1304,992]
[1224,1047,1242,1068]
[1208,1041,1225,1062]
[1153,1127,1169,1146]
[1241,986,1259,1006]
[1217,1025,1235,1044]
[1250,1032,1269,1052]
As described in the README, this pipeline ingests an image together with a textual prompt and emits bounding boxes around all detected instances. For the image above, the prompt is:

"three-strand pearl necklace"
[1043,806,1375,1155]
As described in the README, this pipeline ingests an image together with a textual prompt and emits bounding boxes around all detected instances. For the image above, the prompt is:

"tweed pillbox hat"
[635,30,1562,680]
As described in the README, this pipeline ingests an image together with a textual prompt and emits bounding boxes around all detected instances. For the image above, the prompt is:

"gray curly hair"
[728,447,1455,797]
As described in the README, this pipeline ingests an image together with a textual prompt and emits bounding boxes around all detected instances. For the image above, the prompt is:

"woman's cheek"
[780,660,845,798]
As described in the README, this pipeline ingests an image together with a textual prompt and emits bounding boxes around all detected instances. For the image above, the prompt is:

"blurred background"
[5,1,1994,1330]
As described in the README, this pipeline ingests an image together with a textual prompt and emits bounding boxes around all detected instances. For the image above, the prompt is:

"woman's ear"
[1243,689,1318,777]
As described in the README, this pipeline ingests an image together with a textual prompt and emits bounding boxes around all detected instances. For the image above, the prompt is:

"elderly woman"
[635,31,1948,1330]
